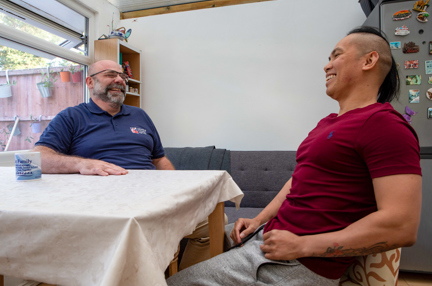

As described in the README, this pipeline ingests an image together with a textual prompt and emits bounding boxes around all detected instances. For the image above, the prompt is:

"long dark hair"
[347,26,400,103]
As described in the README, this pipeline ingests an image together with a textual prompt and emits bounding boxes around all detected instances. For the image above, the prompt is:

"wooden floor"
[399,272,432,286]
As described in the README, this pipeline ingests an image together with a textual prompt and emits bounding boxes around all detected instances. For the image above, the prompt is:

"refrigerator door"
[399,156,432,272]
[362,0,432,274]
[380,0,432,147]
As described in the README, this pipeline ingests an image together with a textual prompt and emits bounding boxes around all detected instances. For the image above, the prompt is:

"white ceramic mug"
[15,152,42,181]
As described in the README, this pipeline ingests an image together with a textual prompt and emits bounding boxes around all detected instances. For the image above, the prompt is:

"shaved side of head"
[349,33,392,82]
[347,26,399,103]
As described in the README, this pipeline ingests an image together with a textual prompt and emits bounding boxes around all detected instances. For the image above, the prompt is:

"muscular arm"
[260,174,422,260]
[32,145,128,176]
[152,156,175,170]
[231,178,292,244]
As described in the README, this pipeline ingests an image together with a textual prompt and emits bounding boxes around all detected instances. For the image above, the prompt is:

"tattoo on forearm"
[315,242,400,257]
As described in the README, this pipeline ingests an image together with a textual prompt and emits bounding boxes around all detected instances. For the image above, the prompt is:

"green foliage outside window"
[0,47,46,70]
[0,13,65,70]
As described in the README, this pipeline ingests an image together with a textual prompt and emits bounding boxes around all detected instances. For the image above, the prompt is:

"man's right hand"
[230,178,293,245]
[231,218,261,245]
[32,146,128,176]
[77,159,128,176]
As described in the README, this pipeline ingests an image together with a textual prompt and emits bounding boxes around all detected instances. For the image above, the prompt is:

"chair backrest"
[339,248,401,286]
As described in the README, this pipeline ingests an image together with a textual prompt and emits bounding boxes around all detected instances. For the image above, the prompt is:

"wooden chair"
[168,245,180,276]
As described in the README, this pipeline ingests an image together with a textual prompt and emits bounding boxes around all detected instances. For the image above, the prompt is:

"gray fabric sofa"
[164,146,297,223]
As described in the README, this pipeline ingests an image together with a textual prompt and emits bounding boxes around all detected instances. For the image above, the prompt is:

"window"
[0,0,93,152]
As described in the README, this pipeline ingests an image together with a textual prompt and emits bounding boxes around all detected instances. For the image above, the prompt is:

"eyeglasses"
[90,69,129,83]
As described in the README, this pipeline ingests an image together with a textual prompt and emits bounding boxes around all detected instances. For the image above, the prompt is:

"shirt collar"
[86,98,132,116]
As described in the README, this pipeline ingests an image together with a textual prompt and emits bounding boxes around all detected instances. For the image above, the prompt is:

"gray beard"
[93,83,126,109]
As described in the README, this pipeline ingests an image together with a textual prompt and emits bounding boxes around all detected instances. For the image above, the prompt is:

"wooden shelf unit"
[94,39,142,108]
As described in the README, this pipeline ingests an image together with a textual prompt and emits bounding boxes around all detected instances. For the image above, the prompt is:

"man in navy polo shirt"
[33,59,174,175]
[34,60,220,270]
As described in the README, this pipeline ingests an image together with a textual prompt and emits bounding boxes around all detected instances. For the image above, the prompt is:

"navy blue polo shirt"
[36,99,165,170]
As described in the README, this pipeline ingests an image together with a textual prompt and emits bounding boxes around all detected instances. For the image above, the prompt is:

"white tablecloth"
[0,168,243,286]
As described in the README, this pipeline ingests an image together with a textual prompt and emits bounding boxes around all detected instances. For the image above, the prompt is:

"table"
[0,168,243,286]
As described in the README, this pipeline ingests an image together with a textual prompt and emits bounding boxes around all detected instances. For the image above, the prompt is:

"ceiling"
[106,0,202,12]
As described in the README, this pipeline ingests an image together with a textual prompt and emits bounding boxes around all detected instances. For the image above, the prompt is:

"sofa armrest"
[164,146,230,172]
[164,146,215,170]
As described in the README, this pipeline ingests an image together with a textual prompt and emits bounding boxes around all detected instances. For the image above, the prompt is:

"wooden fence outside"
[0,66,84,151]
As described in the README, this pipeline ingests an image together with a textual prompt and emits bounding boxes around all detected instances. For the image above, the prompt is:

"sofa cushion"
[225,207,263,224]
[226,151,297,208]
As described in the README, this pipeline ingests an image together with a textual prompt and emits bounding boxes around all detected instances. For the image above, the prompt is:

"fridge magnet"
[417,12,429,22]
[406,75,422,85]
[429,41,432,54]
[393,10,412,20]
[409,89,420,103]
[413,0,430,12]
[390,41,401,49]
[428,107,432,119]
[428,76,432,84]
[403,106,418,123]
[426,60,432,74]
[405,60,419,69]
[395,25,410,36]
[426,88,432,100]
[403,41,419,53]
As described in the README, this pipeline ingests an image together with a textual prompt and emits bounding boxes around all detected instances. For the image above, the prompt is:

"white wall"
[120,0,366,150]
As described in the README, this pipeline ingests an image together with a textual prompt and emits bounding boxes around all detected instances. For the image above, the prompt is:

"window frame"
[0,0,95,101]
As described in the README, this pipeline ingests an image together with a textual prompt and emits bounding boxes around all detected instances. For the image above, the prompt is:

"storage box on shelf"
[94,39,142,108]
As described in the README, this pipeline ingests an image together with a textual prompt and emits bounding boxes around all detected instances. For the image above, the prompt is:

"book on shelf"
[122,61,133,79]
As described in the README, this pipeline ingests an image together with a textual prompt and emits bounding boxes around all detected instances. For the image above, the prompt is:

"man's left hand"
[260,229,304,260]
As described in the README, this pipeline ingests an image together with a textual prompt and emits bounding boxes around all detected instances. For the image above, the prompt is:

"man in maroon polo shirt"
[167,26,422,285]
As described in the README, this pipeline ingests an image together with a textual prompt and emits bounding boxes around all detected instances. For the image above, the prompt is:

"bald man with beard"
[33,60,222,270]
[166,26,422,286]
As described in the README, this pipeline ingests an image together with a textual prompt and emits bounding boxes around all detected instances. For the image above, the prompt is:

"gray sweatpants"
[167,224,339,286]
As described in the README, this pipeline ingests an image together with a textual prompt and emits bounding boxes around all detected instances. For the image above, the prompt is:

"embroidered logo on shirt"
[327,131,334,139]
[130,127,147,135]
